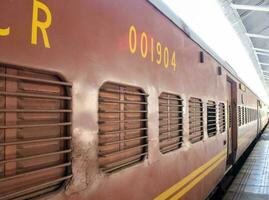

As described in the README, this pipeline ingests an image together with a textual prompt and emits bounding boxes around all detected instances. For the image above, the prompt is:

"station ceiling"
[219,0,269,96]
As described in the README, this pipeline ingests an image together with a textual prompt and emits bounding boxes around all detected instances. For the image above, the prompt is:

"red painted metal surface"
[0,0,267,200]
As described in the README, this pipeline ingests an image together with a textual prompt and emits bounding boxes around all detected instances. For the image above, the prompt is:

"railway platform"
[223,127,269,200]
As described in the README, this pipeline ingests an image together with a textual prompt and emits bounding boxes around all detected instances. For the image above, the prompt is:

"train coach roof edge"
[148,0,266,105]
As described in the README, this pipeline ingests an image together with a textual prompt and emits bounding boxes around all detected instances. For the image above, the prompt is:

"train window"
[159,92,183,154]
[98,82,148,173]
[242,107,245,125]
[248,108,250,123]
[189,98,203,143]
[247,108,249,123]
[0,65,72,199]
[238,106,241,126]
[219,103,225,133]
[244,107,248,124]
[245,107,247,124]
[207,101,217,137]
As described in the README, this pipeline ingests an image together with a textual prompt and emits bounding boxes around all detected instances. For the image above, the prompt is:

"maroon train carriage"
[0,0,268,200]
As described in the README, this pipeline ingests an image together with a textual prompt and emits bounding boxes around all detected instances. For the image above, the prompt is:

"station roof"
[219,0,269,96]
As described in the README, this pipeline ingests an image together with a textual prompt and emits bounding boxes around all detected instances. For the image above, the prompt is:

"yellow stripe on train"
[154,150,226,200]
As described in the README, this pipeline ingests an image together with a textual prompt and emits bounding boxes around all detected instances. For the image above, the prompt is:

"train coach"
[0,0,268,200]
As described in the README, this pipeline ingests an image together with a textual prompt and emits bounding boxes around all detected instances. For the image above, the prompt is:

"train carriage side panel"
[0,0,267,200]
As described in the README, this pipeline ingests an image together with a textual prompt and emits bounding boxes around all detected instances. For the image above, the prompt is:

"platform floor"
[224,128,269,200]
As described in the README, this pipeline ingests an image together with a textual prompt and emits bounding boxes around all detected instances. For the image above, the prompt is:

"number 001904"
[128,25,177,71]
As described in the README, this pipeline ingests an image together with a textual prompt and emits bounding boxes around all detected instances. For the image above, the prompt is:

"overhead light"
[253,47,269,53]
[231,3,269,12]
[259,62,269,66]
[246,33,269,40]
[255,52,269,57]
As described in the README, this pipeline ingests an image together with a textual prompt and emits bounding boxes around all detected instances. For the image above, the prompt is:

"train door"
[226,78,238,167]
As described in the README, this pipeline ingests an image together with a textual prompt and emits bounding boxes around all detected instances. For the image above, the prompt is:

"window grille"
[228,105,231,128]
[246,108,249,123]
[245,107,248,124]
[189,98,203,143]
[0,64,72,200]
[207,101,217,137]
[242,107,245,125]
[159,92,183,154]
[98,82,148,173]
[219,103,226,133]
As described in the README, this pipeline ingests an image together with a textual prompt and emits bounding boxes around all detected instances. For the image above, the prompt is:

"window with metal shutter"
[238,106,241,126]
[207,101,217,137]
[245,107,248,124]
[241,107,245,125]
[98,82,148,173]
[248,108,250,123]
[245,107,247,124]
[219,103,226,133]
[159,92,183,154]
[189,98,203,143]
[0,64,72,200]
[248,109,249,123]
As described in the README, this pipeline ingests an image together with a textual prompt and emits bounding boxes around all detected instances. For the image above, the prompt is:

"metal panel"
[0,65,72,200]
[189,98,203,143]
[159,92,183,154]
[98,82,148,173]
[207,101,217,137]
